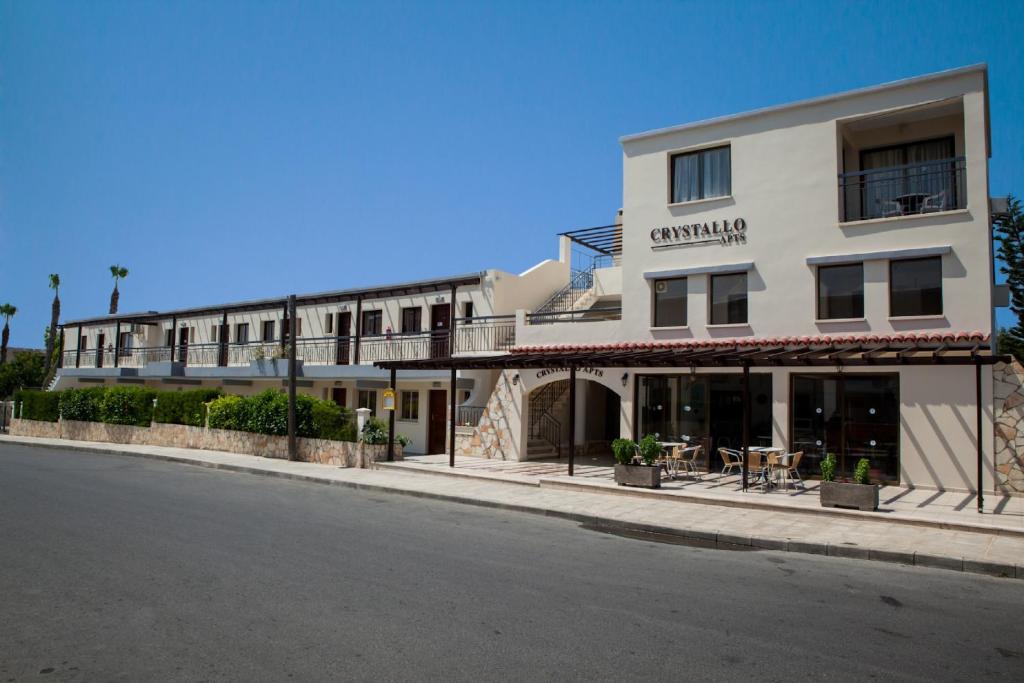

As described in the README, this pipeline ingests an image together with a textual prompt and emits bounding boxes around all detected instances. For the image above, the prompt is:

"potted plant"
[819,455,879,511]
[613,435,662,489]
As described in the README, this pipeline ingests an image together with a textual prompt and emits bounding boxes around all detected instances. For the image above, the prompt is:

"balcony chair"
[719,448,743,477]
[878,198,903,218]
[920,190,948,213]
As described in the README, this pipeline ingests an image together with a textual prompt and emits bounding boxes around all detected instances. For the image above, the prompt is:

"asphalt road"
[1,444,1022,682]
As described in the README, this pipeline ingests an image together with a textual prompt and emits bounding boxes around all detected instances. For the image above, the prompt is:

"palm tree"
[0,303,16,364]
[109,264,128,314]
[43,274,60,375]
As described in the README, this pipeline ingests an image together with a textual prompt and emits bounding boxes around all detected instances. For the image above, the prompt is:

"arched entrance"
[526,378,621,460]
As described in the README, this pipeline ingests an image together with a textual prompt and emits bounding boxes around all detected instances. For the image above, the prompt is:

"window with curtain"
[710,272,748,325]
[401,307,422,333]
[362,310,383,336]
[817,263,864,320]
[890,256,942,317]
[860,137,956,218]
[671,145,731,203]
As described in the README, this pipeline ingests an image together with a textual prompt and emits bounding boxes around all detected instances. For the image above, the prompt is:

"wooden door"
[331,388,347,407]
[336,312,352,365]
[428,389,448,455]
[96,334,105,368]
[178,327,190,364]
[430,304,451,358]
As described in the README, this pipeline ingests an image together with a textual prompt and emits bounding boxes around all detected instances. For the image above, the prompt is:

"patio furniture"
[879,198,903,218]
[658,442,687,479]
[766,452,788,490]
[782,451,805,489]
[719,448,743,476]
[745,451,768,491]
[920,189,947,213]
[678,445,704,481]
[895,192,929,214]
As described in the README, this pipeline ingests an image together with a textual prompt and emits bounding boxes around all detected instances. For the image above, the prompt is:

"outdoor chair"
[921,189,947,213]
[879,198,903,217]
[679,445,704,481]
[719,448,743,476]
[783,451,805,488]
[746,451,767,490]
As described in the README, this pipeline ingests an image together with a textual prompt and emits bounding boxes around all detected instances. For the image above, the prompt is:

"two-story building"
[378,64,1021,497]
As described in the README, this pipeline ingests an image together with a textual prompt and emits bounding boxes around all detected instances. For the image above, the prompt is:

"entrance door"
[428,389,448,454]
[335,312,352,365]
[178,327,189,364]
[331,387,347,407]
[96,334,105,368]
[430,304,451,358]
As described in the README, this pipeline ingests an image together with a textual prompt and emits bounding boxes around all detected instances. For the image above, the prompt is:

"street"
[1,444,1022,681]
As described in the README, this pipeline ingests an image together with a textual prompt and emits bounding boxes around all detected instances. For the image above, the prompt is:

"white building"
[377,64,1021,498]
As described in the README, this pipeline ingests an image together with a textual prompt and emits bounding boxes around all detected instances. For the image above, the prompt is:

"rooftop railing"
[839,156,966,222]
[526,305,622,325]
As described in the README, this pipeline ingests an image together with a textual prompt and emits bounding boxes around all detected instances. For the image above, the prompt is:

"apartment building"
[378,65,1021,496]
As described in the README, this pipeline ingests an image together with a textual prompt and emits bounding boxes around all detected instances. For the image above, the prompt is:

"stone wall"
[993,360,1024,495]
[8,418,60,439]
[454,371,518,460]
[9,418,399,468]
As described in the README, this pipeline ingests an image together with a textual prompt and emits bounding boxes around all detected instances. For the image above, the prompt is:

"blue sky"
[1,0,1022,347]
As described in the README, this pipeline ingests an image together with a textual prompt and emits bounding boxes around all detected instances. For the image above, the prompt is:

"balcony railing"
[456,404,484,427]
[454,316,516,352]
[839,156,966,222]
[526,305,622,325]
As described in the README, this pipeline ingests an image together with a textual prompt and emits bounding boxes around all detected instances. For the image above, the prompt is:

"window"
[817,264,864,320]
[211,324,228,343]
[464,302,474,321]
[362,310,383,336]
[890,256,942,317]
[282,317,302,340]
[325,313,333,335]
[164,329,173,347]
[235,323,249,345]
[117,331,132,357]
[653,277,687,327]
[401,307,422,334]
[262,320,275,341]
[857,137,958,220]
[671,145,731,203]
[358,390,377,417]
[710,272,748,324]
[400,391,419,420]
[80,335,88,350]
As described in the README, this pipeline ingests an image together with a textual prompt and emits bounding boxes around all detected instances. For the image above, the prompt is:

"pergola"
[377,332,1006,512]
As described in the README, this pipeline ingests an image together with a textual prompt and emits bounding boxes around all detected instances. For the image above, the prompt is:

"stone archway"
[525,376,622,460]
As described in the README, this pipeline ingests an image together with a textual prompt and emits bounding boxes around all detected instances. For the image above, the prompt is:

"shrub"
[98,386,157,426]
[361,416,388,444]
[13,389,60,422]
[611,438,637,465]
[59,387,106,422]
[153,388,223,427]
[854,457,871,485]
[820,453,837,482]
[207,395,247,432]
[637,434,662,466]
[311,400,356,441]
[244,389,289,435]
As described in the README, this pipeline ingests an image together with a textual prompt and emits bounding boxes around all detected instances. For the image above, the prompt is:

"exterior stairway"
[527,380,570,458]
[532,267,596,319]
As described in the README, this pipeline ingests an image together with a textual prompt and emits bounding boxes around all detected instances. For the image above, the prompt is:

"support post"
[169,316,177,362]
[741,363,750,492]
[569,366,576,476]
[220,309,229,367]
[113,320,121,368]
[57,327,65,368]
[976,362,984,513]
[75,325,82,368]
[449,367,457,467]
[287,295,297,462]
[354,295,363,364]
[449,284,457,355]
[387,367,397,462]
[281,300,289,354]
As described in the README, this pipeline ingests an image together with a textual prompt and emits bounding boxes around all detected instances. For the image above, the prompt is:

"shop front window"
[791,374,899,481]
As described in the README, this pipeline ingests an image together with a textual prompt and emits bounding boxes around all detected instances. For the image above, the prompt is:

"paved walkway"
[2,434,1022,578]
[381,454,1024,535]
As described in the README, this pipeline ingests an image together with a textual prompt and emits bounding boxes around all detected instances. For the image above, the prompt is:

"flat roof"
[64,272,484,327]
[619,64,987,144]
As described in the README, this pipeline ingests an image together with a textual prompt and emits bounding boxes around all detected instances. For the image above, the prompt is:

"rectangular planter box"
[249,359,303,377]
[820,481,879,511]
[614,464,661,489]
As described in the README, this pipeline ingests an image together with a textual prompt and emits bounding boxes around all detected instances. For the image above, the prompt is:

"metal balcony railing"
[453,316,516,352]
[526,305,622,325]
[839,156,966,222]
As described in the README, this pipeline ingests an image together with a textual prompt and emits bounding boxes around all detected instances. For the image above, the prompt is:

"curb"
[2,438,1020,581]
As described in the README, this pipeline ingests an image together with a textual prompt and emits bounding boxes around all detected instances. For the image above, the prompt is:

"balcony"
[59,319,517,372]
[839,157,966,222]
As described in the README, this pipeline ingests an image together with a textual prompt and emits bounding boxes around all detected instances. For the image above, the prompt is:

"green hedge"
[13,389,60,422]
[153,388,223,427]
[97,386,158,426]
[207,389,359,441]
[58,387,106,422]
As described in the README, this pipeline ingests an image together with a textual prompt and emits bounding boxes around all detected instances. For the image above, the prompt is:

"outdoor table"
[659,442,687,479]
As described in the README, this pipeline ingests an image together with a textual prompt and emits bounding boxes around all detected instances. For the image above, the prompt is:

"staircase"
[532,267,596,319]
[527,380,570,458]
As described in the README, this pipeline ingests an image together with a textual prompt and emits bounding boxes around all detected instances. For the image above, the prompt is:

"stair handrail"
[533,264,595,316]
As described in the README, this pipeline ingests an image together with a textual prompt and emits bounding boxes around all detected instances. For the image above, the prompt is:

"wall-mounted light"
[621,372,628,387]
[512,373,519,386]
[435,295,446,303]
[340,305,349,312]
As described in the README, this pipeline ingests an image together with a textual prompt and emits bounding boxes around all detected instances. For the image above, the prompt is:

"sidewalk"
[2,434,1022,579]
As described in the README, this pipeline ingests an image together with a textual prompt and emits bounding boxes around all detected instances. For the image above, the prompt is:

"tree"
[0,303,15,365]
[0,350,45,399]
[109,264,128,314]
[994,196,1024,360]
[43,274,60,376]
